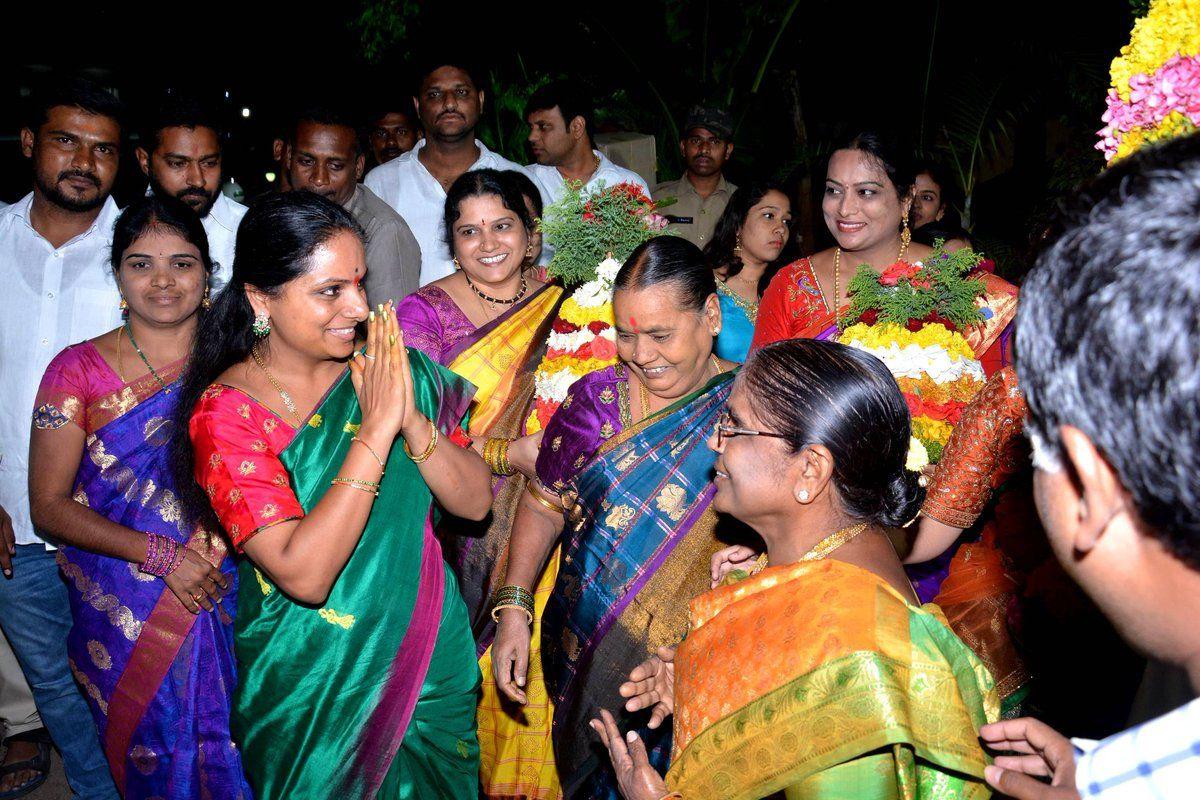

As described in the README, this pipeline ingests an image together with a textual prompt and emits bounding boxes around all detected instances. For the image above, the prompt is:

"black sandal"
[0,732,50,800]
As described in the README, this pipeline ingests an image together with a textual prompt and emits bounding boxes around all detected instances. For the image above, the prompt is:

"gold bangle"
[331,477,381,488]
[351,436,386,471]
[525,481,563,514]
[484,437,516,476]
[404,418,439,463]
[490,603,534,625]
[331,481,379,497]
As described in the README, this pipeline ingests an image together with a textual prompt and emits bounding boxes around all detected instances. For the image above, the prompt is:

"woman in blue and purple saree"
[27,196,250,799]
[490,237,739,799]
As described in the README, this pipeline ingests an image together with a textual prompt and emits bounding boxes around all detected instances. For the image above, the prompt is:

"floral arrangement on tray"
[527,181,670,432]
[838,245,988,467]
[1097,0,1200,163]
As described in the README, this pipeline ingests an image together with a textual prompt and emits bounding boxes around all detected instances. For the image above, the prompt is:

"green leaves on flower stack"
[840,241,987,330]
[540,180,669,287]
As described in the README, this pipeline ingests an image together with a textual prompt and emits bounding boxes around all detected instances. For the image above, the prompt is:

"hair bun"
[877,470,926,528]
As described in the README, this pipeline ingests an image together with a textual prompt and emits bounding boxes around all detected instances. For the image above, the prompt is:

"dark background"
[1,0,1134,275]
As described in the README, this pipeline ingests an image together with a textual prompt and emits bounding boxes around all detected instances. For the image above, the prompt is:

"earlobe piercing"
[796,489,810,503]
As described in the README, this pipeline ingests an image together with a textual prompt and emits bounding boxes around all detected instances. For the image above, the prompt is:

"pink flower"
[591,336,617,361]
[879,261,920,286]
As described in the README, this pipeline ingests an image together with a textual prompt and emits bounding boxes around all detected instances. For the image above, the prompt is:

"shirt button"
[53,252,63,259]
[701,209,707,215]
[41,338,49,346]
[47,292,55,299]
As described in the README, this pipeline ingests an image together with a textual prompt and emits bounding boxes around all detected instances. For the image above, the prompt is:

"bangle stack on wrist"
[491,584,535,625]
[351,436,386,473]
[404,418,439,463]
[331,477,381,497]
[483,437,515,476]
[140,532,187,577]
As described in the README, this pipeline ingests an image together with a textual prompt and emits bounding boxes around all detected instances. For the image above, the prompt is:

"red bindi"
[629,316,640,333]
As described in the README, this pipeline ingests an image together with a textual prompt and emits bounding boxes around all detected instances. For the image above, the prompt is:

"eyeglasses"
[714,410,789,449]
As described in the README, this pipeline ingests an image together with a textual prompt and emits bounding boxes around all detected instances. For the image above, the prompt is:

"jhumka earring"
[201,285,212,310]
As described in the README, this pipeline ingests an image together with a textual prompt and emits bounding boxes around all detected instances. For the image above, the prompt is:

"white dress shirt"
[0,193,123,547]
[365,139,544,286]
[1074,696,1200,799]
[202,192,247,292]
[526,149,651,206]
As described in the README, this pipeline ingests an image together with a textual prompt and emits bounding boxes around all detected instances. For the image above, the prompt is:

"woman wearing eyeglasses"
[591,339,997,800]
[489,236,737,798]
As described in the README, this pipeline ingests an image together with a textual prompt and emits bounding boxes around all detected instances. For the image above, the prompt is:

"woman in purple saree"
[27,196,249,798]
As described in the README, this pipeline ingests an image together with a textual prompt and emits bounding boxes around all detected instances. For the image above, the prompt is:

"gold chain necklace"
[800,522,869,561]
[122,323,170,393]
[830,238,909,314]
[250,343,305,427]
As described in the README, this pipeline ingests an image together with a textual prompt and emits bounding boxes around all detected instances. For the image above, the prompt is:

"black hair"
[171,192,366,528]
[289,105,362,155]
[614,237,717,313]
[442,169,536,259]
[23,76,125,133]
[139,91,222,152]
[832,130,916,201]
[366,101,420,125]
[111,194,214,279]
[1016,132,1200,570]
[505,170,545,219]
[413,54,485,96]
[741,339,924,528]
[525,81,594,144]
[911,218,974,250]
[703,182,791,296]
[913,158,963,216]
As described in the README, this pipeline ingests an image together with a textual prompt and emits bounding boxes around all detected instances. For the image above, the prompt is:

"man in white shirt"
[0,77,122,799]
[524,81,650,205]
[977,133,1200,800]
[365,58,543,286]
[136,92,246,291]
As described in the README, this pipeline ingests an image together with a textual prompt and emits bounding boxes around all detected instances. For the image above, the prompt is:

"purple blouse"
[535,364,632,494]
[395,285,476,365]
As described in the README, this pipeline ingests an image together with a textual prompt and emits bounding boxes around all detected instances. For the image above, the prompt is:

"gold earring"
[733,233,742,255]
[453,257,462,270]
[201,285,211,310]
[900,214,912,252]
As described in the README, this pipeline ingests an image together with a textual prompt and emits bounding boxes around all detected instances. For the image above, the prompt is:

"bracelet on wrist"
[404,418,439,463]
[331,479,380,497]
[351,436,387,472]
[491,603,534,625]
[491,584,535,625]
[525,481,564,514]
[140,532,186,577]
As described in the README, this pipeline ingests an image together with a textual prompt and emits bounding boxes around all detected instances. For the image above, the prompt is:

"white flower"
[906,437,930,473]
[535,367,584,403]
[842,339,984,384]
[572,279,614,308]
[547,327,597,353]
[596,257,622,283]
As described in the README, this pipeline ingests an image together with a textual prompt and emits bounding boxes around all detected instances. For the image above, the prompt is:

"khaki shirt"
[652,175,737,249]
[345,184,423,303]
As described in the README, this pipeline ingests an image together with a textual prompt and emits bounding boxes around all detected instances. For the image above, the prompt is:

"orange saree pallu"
[668,559,997,800]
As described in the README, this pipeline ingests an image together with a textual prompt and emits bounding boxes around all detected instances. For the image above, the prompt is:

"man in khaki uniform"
[652,106,736,249]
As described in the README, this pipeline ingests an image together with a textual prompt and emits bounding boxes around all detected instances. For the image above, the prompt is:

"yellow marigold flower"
[1111,0,1200,102]
[840,322,975,362]
[912,416,954,447]
[559,298,616,327]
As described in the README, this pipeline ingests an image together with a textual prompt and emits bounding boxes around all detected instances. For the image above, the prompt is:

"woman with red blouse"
[173,192,492,799]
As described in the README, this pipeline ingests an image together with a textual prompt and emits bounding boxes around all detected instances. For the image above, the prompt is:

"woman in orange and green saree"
[396,169,564,799]
[592,339,997,800]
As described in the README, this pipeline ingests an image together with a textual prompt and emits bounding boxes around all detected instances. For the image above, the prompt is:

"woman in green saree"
[174,192,493,799]
[591,339,997,800]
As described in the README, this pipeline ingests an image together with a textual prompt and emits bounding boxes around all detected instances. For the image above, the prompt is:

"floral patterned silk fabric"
[669,558,998,800]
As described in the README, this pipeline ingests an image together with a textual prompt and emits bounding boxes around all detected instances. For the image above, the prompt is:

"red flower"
[858,309,879,326]
[582,212,596,222]
[552,318,581,334]
[591,336,617,361]
[978,258,996,274]
[878,261,921,286]
[587,320,610,334]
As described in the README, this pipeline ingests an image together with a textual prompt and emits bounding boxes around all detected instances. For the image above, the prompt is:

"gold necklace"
[800,522,868,561]
[830,238,909,313]
[250,343,305,427]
